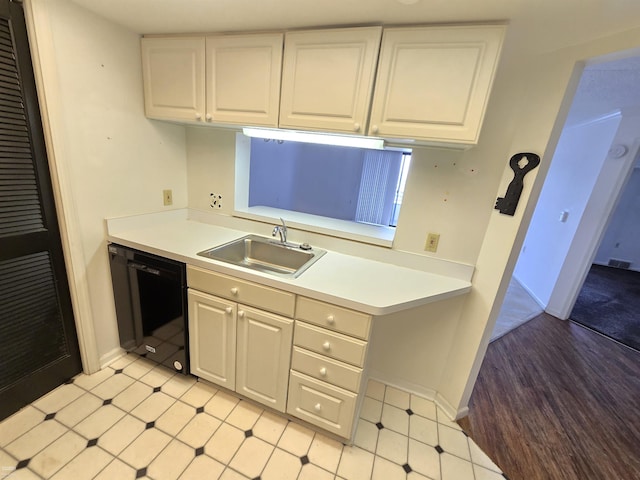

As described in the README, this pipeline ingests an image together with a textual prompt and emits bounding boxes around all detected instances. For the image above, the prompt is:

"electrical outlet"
[163,189,173,206]
[210,193,222,208]
[425,233,440,253]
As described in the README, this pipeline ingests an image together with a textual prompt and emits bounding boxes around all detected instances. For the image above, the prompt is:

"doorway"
[570,161,640,351]
[493,52,640,341]
[0,0,82,420]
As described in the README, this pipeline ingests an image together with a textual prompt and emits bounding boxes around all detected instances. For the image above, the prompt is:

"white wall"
[545,113,640,318]
[183,27,534,415]
[439,29,640,416]
[27,0,188,365]
[514,113,622,307]
[183,27,640,416]
[26,0,640,415]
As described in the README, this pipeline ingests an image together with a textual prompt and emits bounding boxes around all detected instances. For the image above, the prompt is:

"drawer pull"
[319,367,327,377]
[238,310,245,319]
[230,287,239,296]
[326,315,335,325]
[225,307,232,314]
[322,341,331,351]
[314,403,322,413]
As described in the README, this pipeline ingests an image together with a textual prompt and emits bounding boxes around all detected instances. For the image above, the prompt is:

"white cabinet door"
[205,34,283,127]
[369,25,505,145]
[188,289,236,390]
[141,36,206,122]
[236,305,293,412]
[279,27,382,134]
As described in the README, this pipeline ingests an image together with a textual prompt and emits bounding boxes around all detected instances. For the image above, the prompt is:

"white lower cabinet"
[187,266,372,440]
[236,306,293,412]
[187,266,294,413]
[288,297,371,439]
[188,289,237,390]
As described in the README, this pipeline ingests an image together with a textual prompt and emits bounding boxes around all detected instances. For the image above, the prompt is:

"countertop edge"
[106,217,472,316]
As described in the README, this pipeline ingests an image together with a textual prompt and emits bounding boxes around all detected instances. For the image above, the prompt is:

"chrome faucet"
[272,217,288,243]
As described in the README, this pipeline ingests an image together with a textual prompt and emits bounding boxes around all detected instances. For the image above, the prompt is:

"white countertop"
[107,211,471,316]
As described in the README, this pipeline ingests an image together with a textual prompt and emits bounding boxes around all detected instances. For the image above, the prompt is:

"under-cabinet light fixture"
[242,127,385,150]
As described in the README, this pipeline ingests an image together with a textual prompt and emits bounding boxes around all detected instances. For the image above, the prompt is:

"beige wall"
[26,0,640,415]
[439,27,640,414]
[27,0,188,365]
[184,26,640,416]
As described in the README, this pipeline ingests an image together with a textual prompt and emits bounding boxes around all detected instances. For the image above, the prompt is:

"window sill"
[234,206,395,248]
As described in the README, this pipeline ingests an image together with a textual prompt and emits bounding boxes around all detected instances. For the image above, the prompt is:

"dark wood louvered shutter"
[0,0,81,420]
[0,19,44,237]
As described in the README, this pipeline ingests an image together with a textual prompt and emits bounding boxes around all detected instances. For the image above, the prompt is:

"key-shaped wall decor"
[495,152,540,216]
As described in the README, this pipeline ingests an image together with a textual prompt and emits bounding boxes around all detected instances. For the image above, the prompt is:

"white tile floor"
[0,355,505,480]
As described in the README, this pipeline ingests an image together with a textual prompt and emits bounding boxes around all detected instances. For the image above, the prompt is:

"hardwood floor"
[458,313,640,480]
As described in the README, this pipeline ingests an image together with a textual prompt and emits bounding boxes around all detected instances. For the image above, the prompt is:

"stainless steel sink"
[197,234,326,278]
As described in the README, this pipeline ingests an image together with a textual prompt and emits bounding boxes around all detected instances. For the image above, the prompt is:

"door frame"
[23,0,100,373]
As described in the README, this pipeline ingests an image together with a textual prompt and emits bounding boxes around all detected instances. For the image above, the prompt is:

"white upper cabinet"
[368,25,505,145]
[141,25,505,145]
[141,34,283,126]
[279,27,382,134]
[205,34,283,127]
[141,36,206,122]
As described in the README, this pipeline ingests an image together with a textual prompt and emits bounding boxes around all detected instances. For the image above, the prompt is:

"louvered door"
[0,0,81,420]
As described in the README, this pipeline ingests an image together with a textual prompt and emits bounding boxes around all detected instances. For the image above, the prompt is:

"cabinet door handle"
[353,123,360,132]
[319,367,327,377]
[322,341,331,351]
[314,403,322,413]
[205,113,212,121]
[230,287,239,296]
[326,315,335,325]
[238,310,245,319]
[371,125,379,134]
[225,307,232,314]
[195,112,202,120]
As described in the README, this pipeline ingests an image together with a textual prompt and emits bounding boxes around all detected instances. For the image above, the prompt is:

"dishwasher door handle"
[128,262,150,273]
[128,262,170,278]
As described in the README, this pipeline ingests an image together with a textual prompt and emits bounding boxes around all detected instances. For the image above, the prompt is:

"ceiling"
[69,0,640,55]
[567,57,640,127]
[68,0,640,126]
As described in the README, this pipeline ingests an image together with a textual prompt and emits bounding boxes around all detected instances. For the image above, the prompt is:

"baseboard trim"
[368,370,437,402]
[545,306,566,319]
[512,274,547,309]
[435,392,469,421]
[368,371,469,420]
[99,347,126,369]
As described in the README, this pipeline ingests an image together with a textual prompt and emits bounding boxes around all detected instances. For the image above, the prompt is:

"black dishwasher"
[108,243,189,374]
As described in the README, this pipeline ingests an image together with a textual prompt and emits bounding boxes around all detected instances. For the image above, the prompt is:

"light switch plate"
[163,189,173,206]
[425,233,440,252]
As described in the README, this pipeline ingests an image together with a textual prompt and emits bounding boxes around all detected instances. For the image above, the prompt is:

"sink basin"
[197,235,326,278]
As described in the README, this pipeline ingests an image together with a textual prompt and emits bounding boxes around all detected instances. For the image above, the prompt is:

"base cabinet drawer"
[291,346,362,392]
[187,265,295,317]
[296,296,371,340]
[287,371,357,438]
[294,321,367,367]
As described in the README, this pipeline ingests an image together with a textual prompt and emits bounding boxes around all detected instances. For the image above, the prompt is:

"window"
[235,135,411,245]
